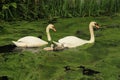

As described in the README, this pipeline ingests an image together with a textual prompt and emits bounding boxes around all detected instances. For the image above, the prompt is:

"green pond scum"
[0,16,120,80]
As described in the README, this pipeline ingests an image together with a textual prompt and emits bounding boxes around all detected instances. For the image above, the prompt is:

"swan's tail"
[12,41,18,46]
[12,41,27,47]
[12,41,16,44]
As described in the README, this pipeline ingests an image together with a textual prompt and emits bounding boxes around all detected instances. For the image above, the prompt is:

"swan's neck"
[46,27,51,41]
[88,24,95,43]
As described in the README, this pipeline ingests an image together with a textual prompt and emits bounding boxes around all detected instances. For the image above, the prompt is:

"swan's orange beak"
[96,25,100,28]
[95,23,100,28]
[52,27,56,32]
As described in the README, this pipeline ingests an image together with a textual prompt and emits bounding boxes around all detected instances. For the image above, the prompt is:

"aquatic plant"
[0,16,120,80]
[0,0,120,20]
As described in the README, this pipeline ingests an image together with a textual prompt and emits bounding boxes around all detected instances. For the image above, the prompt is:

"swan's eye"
[94,23,99,28]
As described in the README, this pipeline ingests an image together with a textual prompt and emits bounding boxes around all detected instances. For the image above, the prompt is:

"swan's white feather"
[14,36,48,47]
[12,24,55,47]
[58,36,88,48]
[18,36,48,44]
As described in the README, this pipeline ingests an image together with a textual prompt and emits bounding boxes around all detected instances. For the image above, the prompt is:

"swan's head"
[47,24,56,31]
[90,22,99,28]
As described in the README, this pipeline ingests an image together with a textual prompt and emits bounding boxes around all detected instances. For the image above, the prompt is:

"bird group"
[12,22,100,51]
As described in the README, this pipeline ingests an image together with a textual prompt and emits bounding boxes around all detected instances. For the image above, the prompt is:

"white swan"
[53,21,99,48]
[12,24,56,47]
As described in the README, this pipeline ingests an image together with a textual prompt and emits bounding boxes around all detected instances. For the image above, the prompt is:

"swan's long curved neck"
[46,27,51,41]
[88,24,95,43]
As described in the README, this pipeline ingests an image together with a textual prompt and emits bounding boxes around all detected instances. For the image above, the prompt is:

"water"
[0,76,9,80]
[0,44,42,53]
[0,44,16,53]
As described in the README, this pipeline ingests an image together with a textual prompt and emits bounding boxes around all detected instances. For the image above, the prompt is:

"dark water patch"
[37,35,42,39]
[64,66,71,72]
[0,44,16,53]
[0,44,43,53]
[0,76,9,80]
[63,65,100,76]
[63,65,76,72]
[77,65,100,76]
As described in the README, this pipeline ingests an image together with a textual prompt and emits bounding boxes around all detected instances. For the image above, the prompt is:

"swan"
[53,21,99,48]
[12,24,56,47]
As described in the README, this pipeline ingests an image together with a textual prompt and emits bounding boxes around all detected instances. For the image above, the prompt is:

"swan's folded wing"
[17,36,48,47]
[58,36,88,48]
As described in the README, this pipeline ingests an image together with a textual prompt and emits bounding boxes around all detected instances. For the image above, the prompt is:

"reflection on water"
[0,44,42,53]
[14,47,42,53]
